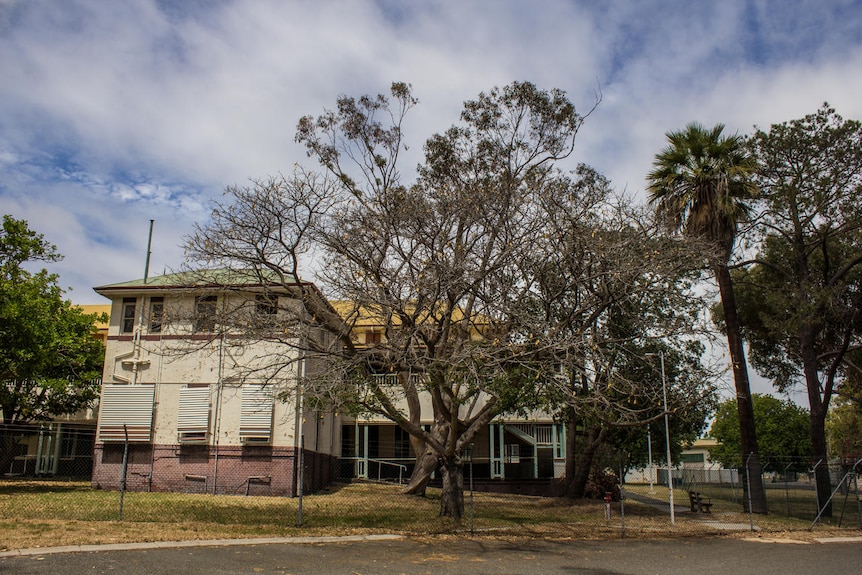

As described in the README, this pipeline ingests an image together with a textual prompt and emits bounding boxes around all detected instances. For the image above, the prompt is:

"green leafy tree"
[520,184,718,496]
[710,394,811,470]
[827,385,862,462]
[827,351,862,462]
[590,345,718,486]
[739,105,862,516]
[646,123,767,513]
[0,215,106,471]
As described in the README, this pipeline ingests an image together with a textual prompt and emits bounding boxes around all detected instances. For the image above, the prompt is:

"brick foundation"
[91,443,337,496]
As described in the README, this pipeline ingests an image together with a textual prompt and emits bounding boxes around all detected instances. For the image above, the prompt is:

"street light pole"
[658,350,674,525]
[646,350,674,525]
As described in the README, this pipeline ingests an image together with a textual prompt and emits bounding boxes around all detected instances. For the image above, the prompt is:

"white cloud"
[1,0,861,412]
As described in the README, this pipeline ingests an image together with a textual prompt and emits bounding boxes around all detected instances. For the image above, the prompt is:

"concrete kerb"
[4,533,861,558]
[813,536,862,544]
[0,534,405,558]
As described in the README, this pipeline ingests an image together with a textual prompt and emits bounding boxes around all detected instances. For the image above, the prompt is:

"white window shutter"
[177,386,211,442]
[98,385,155,442]
[240,384,273,442]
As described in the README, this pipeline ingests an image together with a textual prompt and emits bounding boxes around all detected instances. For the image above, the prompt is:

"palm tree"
[646,123,767,513]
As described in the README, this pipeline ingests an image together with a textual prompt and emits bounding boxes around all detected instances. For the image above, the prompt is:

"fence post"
[468,444,474,536]
[730,464,738,503]
[297,436,304,527]
[119,425,129,521]
[809,471,854,530]
[35,424,45,476]
[745,452,754,531]
[619,464,626,539]
[854,459,862,530]
[784,462,793,517]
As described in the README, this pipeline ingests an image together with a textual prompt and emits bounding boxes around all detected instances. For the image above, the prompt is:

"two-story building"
[90,271,568,496]
[90,271,341,496]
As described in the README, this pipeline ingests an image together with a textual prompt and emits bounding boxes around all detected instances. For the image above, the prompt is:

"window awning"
[178,386,211,441]
[239,384,273,441]
[98,384,155,442]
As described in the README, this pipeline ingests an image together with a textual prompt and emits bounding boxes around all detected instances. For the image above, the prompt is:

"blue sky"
[2,0,861,399]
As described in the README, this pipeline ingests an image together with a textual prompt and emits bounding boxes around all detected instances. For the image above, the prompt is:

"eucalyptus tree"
[646,123,767,512]
[514,169,717,497]
[737,105,862,515]
[827,373,862,462]
[188,82,588,519]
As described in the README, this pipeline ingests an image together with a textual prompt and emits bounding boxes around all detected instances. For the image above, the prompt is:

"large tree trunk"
[714,264,768,514]
[801,331,833,517]
[401,371,434,495]
[565,425,605,498]
[439,457,465,520]
[402,445,437,496]
[809,408,833,518]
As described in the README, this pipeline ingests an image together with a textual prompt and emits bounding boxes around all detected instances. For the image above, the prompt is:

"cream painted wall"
[98,291,339,453]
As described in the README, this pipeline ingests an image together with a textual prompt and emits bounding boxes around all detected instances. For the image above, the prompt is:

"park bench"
[687,490,713,513]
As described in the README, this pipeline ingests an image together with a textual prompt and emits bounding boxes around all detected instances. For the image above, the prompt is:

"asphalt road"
[2,536,861,575]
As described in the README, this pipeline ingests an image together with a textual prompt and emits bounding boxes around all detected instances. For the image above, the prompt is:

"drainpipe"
[149,310,166,492]
[212,297,227,495]
[293,332,307,496]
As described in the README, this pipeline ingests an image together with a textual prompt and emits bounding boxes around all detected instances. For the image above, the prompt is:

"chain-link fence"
[2,439,860,552]
[673,456,862,529]
[1,423,94,480]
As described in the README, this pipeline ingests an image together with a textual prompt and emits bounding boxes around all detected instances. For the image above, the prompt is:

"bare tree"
[185,82,716,518]
[187,82,588,518]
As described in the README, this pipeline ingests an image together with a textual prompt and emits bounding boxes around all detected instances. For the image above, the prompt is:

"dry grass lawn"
[1,479,855,552]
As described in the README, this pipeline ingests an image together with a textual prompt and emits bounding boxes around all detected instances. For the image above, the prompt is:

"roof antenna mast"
[143,219,154,284]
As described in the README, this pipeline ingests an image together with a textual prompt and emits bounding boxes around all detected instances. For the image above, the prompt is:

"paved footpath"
[2,534,861,575]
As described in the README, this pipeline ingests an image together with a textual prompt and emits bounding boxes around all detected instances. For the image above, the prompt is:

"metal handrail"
[344,457,409,484]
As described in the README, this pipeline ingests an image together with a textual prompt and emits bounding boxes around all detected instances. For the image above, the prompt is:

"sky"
[2,0,861,400]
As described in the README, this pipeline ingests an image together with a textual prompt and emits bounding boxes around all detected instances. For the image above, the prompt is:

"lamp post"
[647,351,674,525]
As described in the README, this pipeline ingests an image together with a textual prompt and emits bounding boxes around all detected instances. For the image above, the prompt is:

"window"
[121,298,136,333]
[394,426,411,458]
[58,428,94,459]
[367,425,379,458]
[255,294,277,315]
[149,297,164,333]
[505,444,521,463]
[365,331,381,345]
[194,295,217,332]
[60,428,77,458]
[680,452,705,464]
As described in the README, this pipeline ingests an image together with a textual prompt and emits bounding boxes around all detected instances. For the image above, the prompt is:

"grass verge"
[1,479,855,551]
